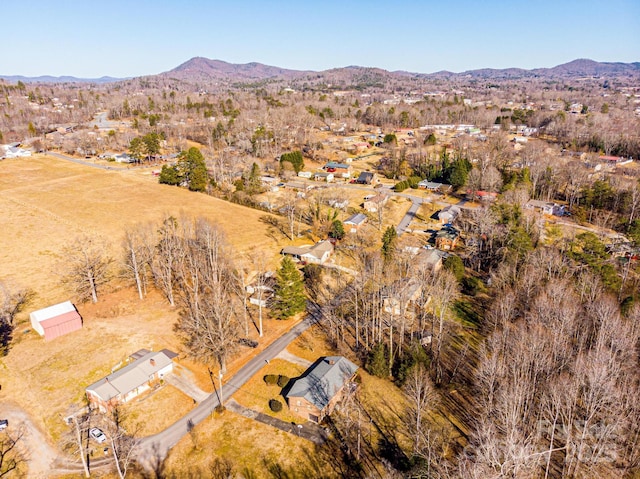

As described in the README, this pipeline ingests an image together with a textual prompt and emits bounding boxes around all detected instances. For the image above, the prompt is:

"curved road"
[136,313,318,464]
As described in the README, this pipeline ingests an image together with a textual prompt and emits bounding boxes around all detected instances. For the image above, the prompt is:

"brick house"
[284,356,358,423]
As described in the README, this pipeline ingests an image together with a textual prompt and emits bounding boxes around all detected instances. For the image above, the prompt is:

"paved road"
[45,152,116,170]
[136,315,317,464]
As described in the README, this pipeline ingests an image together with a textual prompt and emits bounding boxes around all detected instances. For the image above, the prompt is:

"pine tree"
[272,257,306,319]
[381,226,397,260]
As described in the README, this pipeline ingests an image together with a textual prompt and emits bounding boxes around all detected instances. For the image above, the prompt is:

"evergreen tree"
[381,226,398,260]
[443,255,465,282]
[272,256,306,319]
[129,137,145,162]
[159,164,180,185]
[246,162,262,194]
[329,220,345,240]
[177,147,209,192]
[279,151,304,173]
[366,342,389,378]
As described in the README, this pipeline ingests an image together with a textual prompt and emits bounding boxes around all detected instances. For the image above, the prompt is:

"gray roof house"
[86,349,177,412]
[344,213,368,233]
[281,240,334,264]
[284,356,358,423]
[437,205,461,224]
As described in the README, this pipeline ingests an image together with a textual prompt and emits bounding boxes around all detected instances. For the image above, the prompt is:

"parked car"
[0,419,7,430]
[89,427,107,443]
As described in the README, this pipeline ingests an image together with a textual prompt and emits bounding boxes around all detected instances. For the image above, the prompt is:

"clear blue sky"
[3,0,639,77]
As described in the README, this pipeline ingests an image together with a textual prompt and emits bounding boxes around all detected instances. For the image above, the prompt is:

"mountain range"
[2,58,639,84]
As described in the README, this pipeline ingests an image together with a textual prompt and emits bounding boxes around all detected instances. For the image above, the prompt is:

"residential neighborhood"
[0,4,638,477]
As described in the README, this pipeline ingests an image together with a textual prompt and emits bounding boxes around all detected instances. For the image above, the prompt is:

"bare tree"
[105,406,141,479]
[0,281,30,356]
[425,270,458,384]
[152,216,183,307]
[173,218,241,373]
[404,364,438,457]
[61,235,111,303]
[0,428,26,478]
[122,224,154,300]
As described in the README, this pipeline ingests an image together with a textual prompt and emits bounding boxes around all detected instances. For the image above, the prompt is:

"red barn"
[30,301,82,341]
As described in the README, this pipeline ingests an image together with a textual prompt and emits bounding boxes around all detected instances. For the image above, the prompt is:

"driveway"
[396,199,422,235]
[225,399,327,445]
[164,364,209,402]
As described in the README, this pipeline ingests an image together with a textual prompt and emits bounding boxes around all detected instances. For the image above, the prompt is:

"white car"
[89,427,107,443]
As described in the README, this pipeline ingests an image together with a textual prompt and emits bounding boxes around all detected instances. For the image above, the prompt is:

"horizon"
[3,0,639,78]
[2,56,639,81]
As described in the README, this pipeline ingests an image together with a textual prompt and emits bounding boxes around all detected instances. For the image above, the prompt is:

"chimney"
[150,358,156,366]
[328,359,335,365]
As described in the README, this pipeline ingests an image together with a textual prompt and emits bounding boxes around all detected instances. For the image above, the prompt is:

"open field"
[0,154,305,461]
[0,154,289,307]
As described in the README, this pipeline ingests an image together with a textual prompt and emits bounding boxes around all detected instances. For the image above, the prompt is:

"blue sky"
[2,0,638,77]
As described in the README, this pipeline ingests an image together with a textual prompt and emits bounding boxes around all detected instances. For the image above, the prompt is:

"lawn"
[285,325,336,362]
[122,384,194,436]
[164,409,334,477]
[232,358,306,423]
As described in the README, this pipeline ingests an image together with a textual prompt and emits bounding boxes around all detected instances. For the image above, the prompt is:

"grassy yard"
[122,384,194,436]
[285,325,336,363]
[164,409,333,477]
[232,358,306,423]
[0,154,289,306]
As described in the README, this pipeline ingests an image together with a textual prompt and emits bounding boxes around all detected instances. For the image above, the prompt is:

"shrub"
[394,180,409,192]
[408,176,422,189]
[443,255,465,282]
[269,399,283,412]
[277,375,290,388]
[462,276,482,296]
[264,374,278,385]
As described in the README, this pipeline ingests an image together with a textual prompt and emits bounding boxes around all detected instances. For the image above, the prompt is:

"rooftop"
[285,356,358,410]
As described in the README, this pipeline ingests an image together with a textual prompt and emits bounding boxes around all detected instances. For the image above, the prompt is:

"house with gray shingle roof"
[281,240,334,265]
[284,356,358,423]
[86,349,177,412]
[344,213,368,233]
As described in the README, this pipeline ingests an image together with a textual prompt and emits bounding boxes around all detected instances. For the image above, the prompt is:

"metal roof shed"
[29,301,82,341]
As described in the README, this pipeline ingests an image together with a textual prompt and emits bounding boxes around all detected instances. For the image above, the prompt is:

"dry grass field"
[0,154,298,453]
[164,409,333,477]
[0,154,288,307]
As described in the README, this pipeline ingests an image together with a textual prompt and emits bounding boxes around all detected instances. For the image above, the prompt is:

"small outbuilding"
[30,301,82,341]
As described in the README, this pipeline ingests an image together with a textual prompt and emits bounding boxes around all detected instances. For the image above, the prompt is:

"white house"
[86,349,177,412]
[344,213,368,233]
[281,240,334,264]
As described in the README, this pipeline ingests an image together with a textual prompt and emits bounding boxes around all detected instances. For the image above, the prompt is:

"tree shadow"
[260,215,289,240]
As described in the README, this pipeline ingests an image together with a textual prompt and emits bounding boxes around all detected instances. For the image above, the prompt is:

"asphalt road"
[136,314,316,464]
[45,151,116,170]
